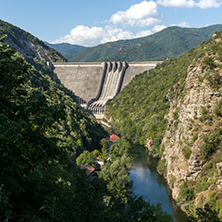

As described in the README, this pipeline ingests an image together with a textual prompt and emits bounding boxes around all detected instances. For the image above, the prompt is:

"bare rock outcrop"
[161,49,222,207]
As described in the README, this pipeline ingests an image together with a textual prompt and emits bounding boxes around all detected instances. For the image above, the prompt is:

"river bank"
[129,145,187,222]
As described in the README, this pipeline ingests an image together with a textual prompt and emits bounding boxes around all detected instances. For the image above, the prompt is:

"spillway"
[88,62,126,114]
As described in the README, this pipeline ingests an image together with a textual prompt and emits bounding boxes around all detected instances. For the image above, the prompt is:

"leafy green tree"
[92,149,101,157]
[187,204,220,222]
[99,138,134,204]
[100,138,109,160]
[123,195,173,222]
[76,150,95,166]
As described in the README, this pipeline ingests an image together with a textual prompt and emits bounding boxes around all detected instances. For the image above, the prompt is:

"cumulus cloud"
[178,21,189,27]
[152,25,167,32]
[109,1,161,27]
[157,0,222,8]
[196,0,222,9]
[53,25,134,46]
[135,30,153,38]
[157,0,196,7]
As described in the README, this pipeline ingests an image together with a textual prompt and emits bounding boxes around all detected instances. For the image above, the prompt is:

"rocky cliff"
[0,19,66,63]
[161,33,222,215]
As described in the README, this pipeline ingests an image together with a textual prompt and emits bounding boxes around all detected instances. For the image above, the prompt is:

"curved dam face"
[53,61,161,118]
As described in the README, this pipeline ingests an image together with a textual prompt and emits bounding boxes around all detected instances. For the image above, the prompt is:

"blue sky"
[1,0,222,46]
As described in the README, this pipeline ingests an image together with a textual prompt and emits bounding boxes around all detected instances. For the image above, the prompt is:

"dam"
[53,61,161,118]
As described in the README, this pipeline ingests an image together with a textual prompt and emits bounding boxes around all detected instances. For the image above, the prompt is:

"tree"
[76,150,95,166]
[124,195,173,222]
[187,204,220,222]
[100,138,109,160]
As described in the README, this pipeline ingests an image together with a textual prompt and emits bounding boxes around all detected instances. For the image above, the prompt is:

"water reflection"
[129,145,187,222]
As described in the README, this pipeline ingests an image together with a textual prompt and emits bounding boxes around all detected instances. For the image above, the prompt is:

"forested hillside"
[106,31,222,219]
[46,42,85,59]
[64,25,222,62]
[0,34,107,221]
[0,21,175,221]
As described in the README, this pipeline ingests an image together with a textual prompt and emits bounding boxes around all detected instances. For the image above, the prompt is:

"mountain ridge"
[55,24,222,62]
[45,42,85,58]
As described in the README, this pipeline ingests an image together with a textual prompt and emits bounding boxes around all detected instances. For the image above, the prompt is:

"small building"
[97,158,105,165]
[79,164,96,181]
[107,134,120,143]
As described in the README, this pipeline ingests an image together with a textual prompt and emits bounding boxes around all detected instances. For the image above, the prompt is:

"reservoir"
[129,146,187,222]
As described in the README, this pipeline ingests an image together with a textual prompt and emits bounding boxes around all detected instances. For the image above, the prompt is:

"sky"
[0,0,222,47]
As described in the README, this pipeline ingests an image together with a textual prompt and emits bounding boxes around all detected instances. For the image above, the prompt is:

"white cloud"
[100,26,134,44]
[196,0,222,9]
[157,0,222,8]
[135,30,153,38]
[53,25,134,46]
[109,1,161,27]
[152,25,167,32]
[157,0,196,7]
[178,21,189,27]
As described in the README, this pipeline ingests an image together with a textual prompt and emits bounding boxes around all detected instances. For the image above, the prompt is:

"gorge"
[106,31,222,219]
[2,18,222,220]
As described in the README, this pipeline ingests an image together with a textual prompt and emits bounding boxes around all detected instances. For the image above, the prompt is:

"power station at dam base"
[53,61,161,119]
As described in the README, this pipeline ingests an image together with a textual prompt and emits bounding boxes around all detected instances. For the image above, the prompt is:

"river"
[129,145,187,222]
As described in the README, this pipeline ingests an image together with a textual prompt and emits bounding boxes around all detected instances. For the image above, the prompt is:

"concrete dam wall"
[53,61,161,115]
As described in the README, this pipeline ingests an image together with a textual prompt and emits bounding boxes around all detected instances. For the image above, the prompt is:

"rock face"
[161,35,222,212]
[4,37,66,63]
[0,19,66,63]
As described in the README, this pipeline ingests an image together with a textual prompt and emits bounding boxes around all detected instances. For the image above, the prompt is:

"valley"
[1,18,222,221]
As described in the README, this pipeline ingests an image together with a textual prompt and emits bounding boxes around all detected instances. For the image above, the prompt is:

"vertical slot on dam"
[88,61,127,114]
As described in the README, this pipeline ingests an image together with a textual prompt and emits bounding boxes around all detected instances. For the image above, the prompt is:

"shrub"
[179,182,193,201]
[203,57,217,70]
[194,176,209,194]
[157,158,167,175]
[199,107,211,122]
[215,100,222,117]
[200,128,222,159]
[192,132,199,143]
[183,147,192,159]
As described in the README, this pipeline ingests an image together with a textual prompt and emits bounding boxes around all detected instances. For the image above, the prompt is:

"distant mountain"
[46,42,85,58]
[65,24,222,62]
[0,19,67,63]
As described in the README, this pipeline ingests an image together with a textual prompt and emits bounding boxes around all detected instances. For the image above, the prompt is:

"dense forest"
[0,33,175,221]
[0,34,105,221]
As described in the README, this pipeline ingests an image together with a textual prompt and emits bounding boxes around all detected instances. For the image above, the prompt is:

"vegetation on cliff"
[106,31,222,220]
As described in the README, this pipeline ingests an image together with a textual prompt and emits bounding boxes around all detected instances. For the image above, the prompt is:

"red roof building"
[107,134,120,143]
[97,158,105,165]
